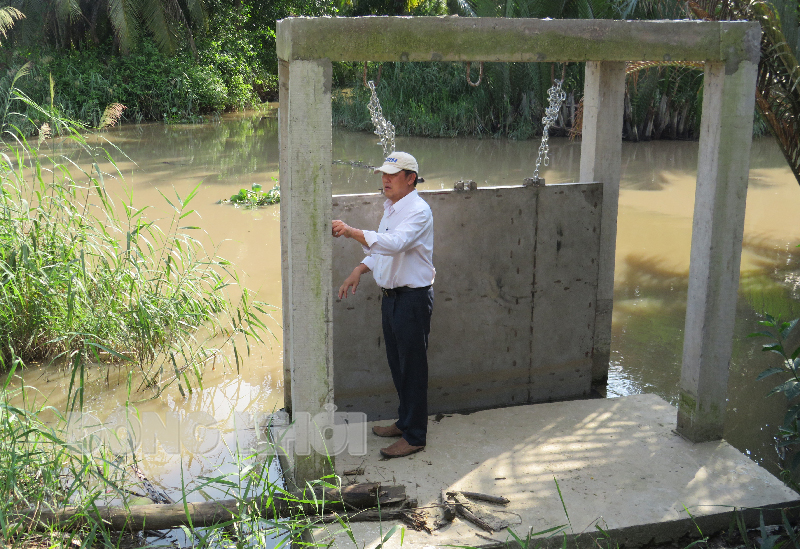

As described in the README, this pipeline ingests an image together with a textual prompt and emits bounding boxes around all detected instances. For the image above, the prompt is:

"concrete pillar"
[677,59,758,442]
[278,60,292,415]
[579,61,626,385]
[279,59,335,483]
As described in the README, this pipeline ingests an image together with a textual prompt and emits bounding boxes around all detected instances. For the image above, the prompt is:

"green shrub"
[750,309,800,486]
[0,36,270,130]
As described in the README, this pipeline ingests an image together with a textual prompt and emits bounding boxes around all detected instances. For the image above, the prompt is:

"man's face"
[381,171,416,203]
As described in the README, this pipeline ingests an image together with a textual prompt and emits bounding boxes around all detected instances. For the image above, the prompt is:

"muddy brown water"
[15,110,800,502]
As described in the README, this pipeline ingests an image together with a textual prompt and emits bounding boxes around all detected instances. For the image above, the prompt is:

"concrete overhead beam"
[277,17,759,64]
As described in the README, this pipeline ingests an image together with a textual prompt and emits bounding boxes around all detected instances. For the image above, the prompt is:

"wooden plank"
[16,484,407,532]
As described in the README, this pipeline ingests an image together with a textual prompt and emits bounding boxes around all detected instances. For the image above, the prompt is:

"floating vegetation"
[333,159,376,170]
[220,182,280,207]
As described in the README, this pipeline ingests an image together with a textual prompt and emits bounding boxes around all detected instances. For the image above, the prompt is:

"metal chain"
[367,80,395,158]
[532,79,567,181]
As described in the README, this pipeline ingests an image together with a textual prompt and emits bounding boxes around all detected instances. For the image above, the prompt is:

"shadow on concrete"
[326,395,799,549]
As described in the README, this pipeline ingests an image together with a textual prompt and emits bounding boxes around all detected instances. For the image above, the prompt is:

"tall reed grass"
[0,352,136,546]
[0,84,272,399]
[0,88,316,548]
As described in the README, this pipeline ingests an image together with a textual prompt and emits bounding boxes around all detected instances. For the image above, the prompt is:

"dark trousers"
[381,286,433,447]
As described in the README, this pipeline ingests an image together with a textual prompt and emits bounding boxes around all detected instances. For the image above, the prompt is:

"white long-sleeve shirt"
[361,190,435,289]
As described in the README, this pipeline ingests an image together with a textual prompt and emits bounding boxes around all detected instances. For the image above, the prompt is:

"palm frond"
[456,0,477,15]
[106,0,140,54]
[690,0,800,186]
[620,0,687,19]
[162,0,199,58]
[53,0,80,23]
[140,0,177,54]
[184,0,206,32]
[750,1,800,184]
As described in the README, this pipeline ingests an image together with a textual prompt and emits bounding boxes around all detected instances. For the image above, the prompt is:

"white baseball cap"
[374,152,419,175]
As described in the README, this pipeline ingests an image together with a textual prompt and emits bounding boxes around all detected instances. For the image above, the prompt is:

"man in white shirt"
[332,152,435,458]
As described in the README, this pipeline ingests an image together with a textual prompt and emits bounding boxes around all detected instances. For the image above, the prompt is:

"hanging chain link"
[367,80,395,158]
[532,79,566,182]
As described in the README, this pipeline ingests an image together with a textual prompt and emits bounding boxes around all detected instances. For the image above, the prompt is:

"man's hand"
[332,220,368,247]
[332,220,351,238]
[338,264,370,299]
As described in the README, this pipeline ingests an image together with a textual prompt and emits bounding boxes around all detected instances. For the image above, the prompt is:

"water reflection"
[16,112,800,495]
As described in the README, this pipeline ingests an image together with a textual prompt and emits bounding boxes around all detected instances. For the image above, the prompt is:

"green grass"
[0,354,136,547]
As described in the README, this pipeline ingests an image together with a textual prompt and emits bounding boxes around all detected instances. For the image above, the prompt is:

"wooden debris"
[446,490,510,505]
[14,483,408,532]
[131,464,174,505]
[451,493,495,532]
[400,510,430,533]
[422,504,456,532]
[317,496,417,524]
[342,468,365,476]
[393,504,455,534]
[337,483,403,507]
[449,492,516,533]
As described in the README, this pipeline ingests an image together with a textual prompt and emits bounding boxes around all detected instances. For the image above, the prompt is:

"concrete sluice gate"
[333,184,603,419]
[278,16,763,485]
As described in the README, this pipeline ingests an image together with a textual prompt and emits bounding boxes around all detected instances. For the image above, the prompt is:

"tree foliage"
[3,0,207,54]
[688,0,800,186]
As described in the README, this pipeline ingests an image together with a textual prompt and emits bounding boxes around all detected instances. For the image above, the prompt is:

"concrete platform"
[313,394,800,548]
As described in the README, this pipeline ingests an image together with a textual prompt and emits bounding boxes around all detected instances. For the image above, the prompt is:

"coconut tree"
[688,0,800,185]
[6,0,206,55]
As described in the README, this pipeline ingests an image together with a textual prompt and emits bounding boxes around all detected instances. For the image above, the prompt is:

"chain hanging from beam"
[367,80,395,158]
[532,79,566,182]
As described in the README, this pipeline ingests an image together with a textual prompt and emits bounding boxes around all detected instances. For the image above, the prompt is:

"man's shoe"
[372,423,403,437]
[380,438,425,458]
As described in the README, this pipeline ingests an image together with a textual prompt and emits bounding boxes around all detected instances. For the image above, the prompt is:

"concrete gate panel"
[332,182,602,420]
[531,184,603,401]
